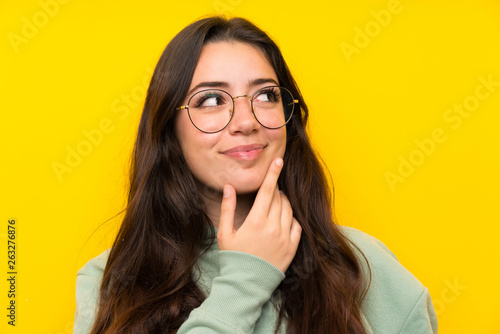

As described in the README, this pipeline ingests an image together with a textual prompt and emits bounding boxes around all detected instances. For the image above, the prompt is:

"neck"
[202,187,255,230]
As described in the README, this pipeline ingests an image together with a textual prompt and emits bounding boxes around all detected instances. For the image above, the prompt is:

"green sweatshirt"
[74,226,438,333]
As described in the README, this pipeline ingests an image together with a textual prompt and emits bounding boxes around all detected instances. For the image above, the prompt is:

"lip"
[220,144,266,160]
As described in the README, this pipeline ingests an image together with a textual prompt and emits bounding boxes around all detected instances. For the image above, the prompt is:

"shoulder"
[339,225,421,298]
[76,248,110,302]
[74,249,110,334]
[78,248,110,278]
[339,226,406,277]
[338,226,438,333]
[339,226,398,259]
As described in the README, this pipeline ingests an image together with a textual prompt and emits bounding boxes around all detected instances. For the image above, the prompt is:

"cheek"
[272,128,287,156]
[176,119,221,179]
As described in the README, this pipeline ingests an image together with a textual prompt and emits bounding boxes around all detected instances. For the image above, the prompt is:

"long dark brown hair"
[91,16,370,334]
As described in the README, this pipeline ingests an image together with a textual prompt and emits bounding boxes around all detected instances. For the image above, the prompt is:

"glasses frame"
[175,85,299,134]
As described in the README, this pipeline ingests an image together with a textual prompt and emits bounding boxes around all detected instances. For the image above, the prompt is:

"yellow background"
[1,0,499,333]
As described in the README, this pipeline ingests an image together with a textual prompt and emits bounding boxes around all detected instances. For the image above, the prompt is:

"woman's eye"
[194,93,224,108]
[201,96,220,107]
[255,90,279,103]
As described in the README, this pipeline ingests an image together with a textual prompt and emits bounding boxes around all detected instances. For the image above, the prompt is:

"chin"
[231,181,262,195]
[230,170,269,194]
[234,187,259,195]
[195,169,268,196]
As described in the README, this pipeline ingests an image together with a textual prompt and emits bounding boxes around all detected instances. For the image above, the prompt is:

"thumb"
[217,184,236,243]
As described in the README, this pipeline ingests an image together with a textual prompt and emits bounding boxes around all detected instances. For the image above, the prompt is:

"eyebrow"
[187,78,279,97]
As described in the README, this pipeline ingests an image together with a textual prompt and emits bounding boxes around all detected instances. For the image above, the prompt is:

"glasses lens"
[187,90,232,133]
[252,86,294,129]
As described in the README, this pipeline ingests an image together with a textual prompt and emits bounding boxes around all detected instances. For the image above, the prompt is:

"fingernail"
[223,185,231,198]
[276,158,283,167]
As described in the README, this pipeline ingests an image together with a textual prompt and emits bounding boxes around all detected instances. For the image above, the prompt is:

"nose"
[227,95,260,134]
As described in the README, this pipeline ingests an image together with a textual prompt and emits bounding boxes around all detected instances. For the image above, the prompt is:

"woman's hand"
[217,158,302,273]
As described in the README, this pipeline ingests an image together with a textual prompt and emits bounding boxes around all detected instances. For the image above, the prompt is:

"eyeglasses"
[176,86,298,133]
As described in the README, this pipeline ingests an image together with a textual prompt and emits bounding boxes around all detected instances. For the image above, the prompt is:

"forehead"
[189,41,278,89]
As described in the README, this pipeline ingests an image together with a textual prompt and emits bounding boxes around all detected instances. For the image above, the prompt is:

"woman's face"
[175,41,287,195]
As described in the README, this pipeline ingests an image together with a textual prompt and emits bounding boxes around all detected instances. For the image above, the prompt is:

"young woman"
[74,16,438,334]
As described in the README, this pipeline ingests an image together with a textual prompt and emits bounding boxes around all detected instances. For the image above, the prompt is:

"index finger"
[252,157,284,211]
